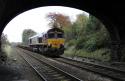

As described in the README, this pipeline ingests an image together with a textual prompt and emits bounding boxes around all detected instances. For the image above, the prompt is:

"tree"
[64,14,89,42]
[75,13,88,28]
[85,15,103,35]
[1,33,9,51]
[81,15,110,51]
[22,29,36,45]
[0,33,9,63]
[46,12,72,28]
[71,14,89,39]
[1,33,9,45]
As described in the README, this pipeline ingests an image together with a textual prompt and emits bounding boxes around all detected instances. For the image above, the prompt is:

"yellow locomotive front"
[47,28,65,55]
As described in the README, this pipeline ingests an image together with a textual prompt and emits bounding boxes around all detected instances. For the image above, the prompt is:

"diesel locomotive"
[28,27,65,56]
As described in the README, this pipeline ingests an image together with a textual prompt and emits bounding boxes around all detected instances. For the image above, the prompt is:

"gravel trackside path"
[0,46,42,81]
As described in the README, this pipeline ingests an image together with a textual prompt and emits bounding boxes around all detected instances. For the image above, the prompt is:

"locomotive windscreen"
[48,33,55,38]
[48,33,64,38]
[57,33,63,38]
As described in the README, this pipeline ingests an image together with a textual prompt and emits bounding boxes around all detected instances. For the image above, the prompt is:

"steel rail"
[17,50,48,81]
[61,56,125,73]
[20,49,83,81]
[54,56,125,81]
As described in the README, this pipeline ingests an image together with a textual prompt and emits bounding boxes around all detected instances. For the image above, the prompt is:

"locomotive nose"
[52,43,60,48]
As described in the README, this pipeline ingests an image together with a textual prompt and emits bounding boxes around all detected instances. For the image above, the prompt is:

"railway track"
[17,48,83,81]
[18,47,125,81]
[53,56,125,81]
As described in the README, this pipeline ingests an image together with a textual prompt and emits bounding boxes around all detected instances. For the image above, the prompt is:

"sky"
[3,6,89,43]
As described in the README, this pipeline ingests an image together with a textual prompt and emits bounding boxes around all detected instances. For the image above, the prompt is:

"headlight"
[48,44,52,48]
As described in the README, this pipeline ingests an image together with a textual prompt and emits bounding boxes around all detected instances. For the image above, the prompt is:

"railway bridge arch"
[0,0,125,61]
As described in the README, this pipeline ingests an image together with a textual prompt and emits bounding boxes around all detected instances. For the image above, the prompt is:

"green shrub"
[67,40,77,47]
[64,47,111,62]
[75,38,86,49]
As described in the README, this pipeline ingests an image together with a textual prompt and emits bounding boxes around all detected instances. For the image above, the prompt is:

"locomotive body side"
[29,33,47,52]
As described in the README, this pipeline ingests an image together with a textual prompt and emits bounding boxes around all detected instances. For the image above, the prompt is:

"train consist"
[28,27,65,56]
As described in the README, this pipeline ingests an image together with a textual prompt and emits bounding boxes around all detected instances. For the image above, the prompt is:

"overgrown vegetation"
[0,33,10,63]
[46,13,111,62]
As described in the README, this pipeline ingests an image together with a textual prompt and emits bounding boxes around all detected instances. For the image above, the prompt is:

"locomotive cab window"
[57,33,63,38]
[38,37,42,43]
[48,33,55,38]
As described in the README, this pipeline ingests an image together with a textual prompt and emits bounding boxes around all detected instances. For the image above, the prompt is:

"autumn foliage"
[46,12,72,28]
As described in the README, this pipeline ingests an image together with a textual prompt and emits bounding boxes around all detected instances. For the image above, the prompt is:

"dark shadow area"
[0,65,21,81]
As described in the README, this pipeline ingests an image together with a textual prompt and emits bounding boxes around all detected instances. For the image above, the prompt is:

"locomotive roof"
[47,27,64,33]
[29,28,64,39]
[29,33,45,39]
